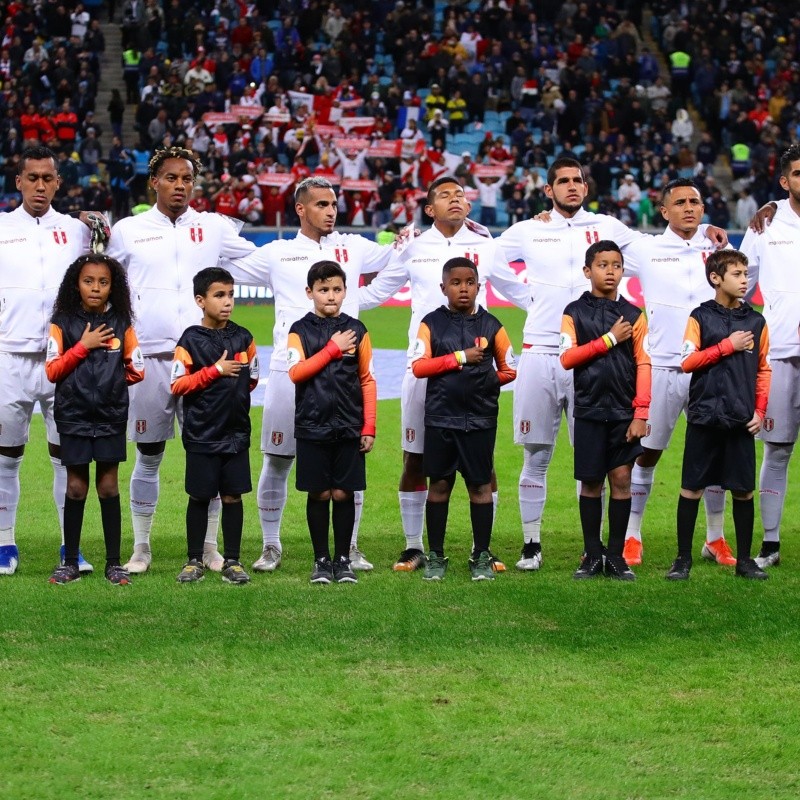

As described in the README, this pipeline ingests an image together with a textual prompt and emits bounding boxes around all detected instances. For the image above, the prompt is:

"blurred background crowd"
[0,0,798,228]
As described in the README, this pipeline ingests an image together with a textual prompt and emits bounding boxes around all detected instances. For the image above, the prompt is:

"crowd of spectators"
[650,0,800,220]
[0,0,109,210]
[2,1,799,226]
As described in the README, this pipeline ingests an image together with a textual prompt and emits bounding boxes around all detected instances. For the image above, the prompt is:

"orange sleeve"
[493,325,517,385]
[755,324,772,418]
[559,313,611,370]
[287,331,343,384]
[411,322,460,378]
[681,316,735,372]
[45,324,89,382]
[170,344,220,395]
[358,332,377,437]
[631,314,651,419]
[123,327,145,386]
[247,338,259,392]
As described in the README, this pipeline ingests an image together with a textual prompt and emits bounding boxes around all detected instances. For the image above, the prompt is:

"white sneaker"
[754,549,781,569]
[252,544,282,572]
[124,545,151,574]
[349,547,373,571]
[515,543,542,571]
[202,546,225,572]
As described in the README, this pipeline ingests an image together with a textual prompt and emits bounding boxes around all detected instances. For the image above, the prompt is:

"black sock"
[607,497,631,558]
[579,495,603,557]
[676,495,701,559]
[306,497,331,560]
[426,501,449,556]
[470,501,493,556]
[99,494,121,568]
[221,500,244,562]
[761,540,780,555]
[63,496,86,567]
[332,496,355,560]
[732,497,755,561]
[186,497,209,562]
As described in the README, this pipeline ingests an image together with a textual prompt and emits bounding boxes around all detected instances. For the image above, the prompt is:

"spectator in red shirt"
[212,181,240,217]
[488,136,511,163]
[53,100,79,152]
[262,184,291,226]
[230,17,254,52]
[20,104,43,145]
[291,154,311,184]
[189,185,211,213]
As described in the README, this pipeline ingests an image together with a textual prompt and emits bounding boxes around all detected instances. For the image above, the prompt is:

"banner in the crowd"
[287,90,314,110]
[337,98,364,110]
[202,112,237,125]
[256,173,295,187]
[340,116,375,131]
[230,105,264,118]
[312,124,343,138]
[263,110,291,124]
[333,137,371,152]
[341,179,377,192]
[473,164,509,177]
[366,140,402,158]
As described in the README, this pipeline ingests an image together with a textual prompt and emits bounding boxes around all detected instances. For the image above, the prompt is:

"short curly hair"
[148,146,202,178]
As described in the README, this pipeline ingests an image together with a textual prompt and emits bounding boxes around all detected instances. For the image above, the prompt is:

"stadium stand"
[1,1,797,225]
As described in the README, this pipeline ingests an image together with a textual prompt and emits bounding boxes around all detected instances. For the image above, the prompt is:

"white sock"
[627,463,655,541]
[703,486,726,542]
[130,451,164,548]
[518,444,552,543]
[522,520,541,544]
[351,490,364,549]
[399,489,427,551]
[50,455,66,542]
[257,454,292,552]
[204,496,221,548]
[759,442,794,543]
[491,490,498,525]
[0,454,23,546]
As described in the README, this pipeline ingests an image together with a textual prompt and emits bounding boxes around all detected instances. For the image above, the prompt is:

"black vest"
[687,300,767,429]
[564,291,642,422]
[421,305,505,431]
[177,321,255,453]
[291,312,368,441]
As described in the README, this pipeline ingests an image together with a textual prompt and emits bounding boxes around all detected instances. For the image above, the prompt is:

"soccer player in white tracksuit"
[621,179,733,568]
[740,144,800,568]
[358,175,530,571]
[499,157,726,571]
[0,146,93,575]
[107,146,258,574]
[224,176,395,573]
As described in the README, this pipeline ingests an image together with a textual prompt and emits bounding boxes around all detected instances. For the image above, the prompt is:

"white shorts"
[640,367,691,451]
[0,352,58,446]
[261,369,297,457]
[400,368,427,455]
[760,357,800,444]
[128,356,181,443]
[513,350,574,446]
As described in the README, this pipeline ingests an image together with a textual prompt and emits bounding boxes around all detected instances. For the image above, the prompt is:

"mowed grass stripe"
[1,304,798,799]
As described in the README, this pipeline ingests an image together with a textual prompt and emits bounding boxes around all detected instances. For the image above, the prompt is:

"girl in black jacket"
[45,255,144,585]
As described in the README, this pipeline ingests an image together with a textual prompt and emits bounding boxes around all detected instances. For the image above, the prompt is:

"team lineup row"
[0,143,797,584]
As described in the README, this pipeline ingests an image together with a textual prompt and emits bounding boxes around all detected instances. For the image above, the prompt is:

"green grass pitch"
[1,305,799,799]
